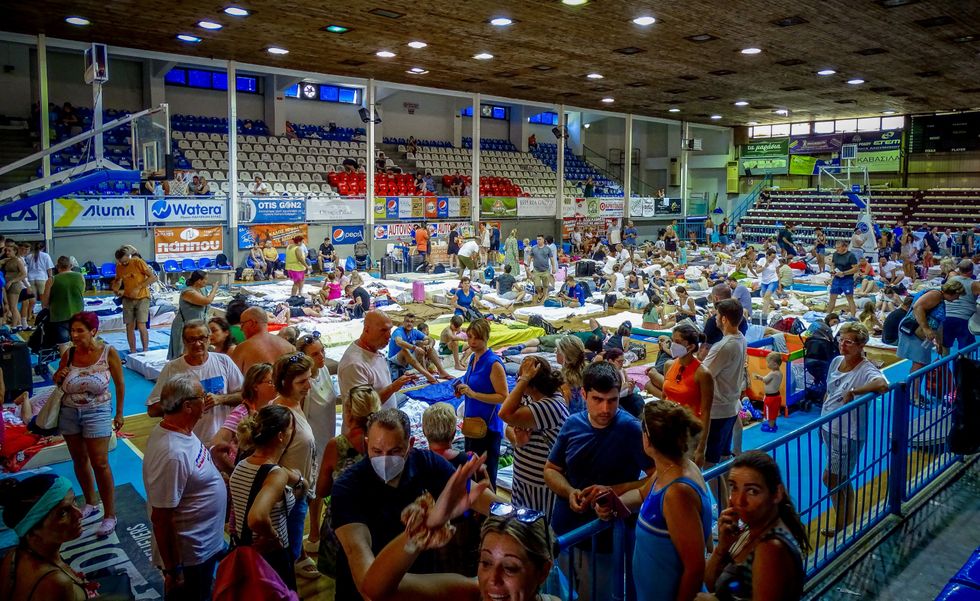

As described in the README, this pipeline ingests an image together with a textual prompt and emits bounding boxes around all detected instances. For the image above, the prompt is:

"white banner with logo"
[517,197,556,217]
[148,197,226,223]
[306,197,367,221]
[629,197,658,218]
[0,206,42,233]
[154,226,224,261]
[373,221,469,241]
[53,197,146,229]
[597,198,625,218]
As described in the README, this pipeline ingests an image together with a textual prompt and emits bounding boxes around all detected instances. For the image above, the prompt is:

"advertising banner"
[597,198,625,218]
[148,197,226,223]
[154,226,224,262]
[306,197,366,221]
[241,197,305,224]
[562,216,605,238]
[400,197,417,219]
[0,206,41,233]
[562,196,590,218]
[844,130,902,152]
[238,224,309,249]
[789,134,843,155]
[852,149,901,172]
[53,197,146,228]
[517,197,556,217]
[424,197,439,219]
[330,225,365,245]
[373,221,470,240]
[738,156,788,175]
[740,138,789,158]
[436,197,450,218]
[481,197,518,218]
[789,155,819,175]
[655,197,683,217]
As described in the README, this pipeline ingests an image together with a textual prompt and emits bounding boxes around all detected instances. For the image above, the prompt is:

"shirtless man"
[438,315,471,370]
[229,306,296,373]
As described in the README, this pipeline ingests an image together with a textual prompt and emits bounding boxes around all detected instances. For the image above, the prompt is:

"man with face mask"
[331,408,500,601]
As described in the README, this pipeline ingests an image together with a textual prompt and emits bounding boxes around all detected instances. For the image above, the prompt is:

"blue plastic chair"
[181,258,197,272]
[278,253,286,264]
[197,257,213,269]
[163,260,180,273]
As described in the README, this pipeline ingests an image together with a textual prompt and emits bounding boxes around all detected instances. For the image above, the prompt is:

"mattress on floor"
[125,349,170,381]
[596,312,644,329]
[513,303,604,322]
[295,320,366,348]
[427,321,545,350]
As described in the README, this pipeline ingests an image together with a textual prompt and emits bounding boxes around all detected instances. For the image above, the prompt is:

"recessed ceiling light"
[741,47,762,54]
[586,73,603,79]
[407,40,427,48]
[817,69,836,76]
[734,100,749,106]
[882,110,896,115]
[65,16,90,26]
[407,67,428,75]
[583,123,591,129]
[198,20,222,30]
[710,115,723,120]
[747,121,759,125]
[632,16,656,26]
[324,25,350,33]
[775,109,789,115]
[473,53,494,60]
[490,17,513,26]
[847,78,865,85]
[668,108,681,113]
[176,34,202,43]
[601,97,614,103]
[562,0,588,5]
[267,47,289,55]
[223,6,249,16]
[376,50,396,58]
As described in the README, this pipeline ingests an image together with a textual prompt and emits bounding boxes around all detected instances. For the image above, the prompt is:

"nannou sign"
[154,226,224,261]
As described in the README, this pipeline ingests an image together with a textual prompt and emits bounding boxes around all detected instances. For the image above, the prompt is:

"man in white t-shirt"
[456,237,481,278]
[143,373,227,600]
[147,320,243,444]
[700,299,748,509]
[338,310,414,418]
[608,220,622,246]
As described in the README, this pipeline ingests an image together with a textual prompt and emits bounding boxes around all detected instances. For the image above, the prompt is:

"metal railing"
[730,173,773,225]
[550,340,979,600]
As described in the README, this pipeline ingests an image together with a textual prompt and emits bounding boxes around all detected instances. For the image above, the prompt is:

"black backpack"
[528,314,560,336]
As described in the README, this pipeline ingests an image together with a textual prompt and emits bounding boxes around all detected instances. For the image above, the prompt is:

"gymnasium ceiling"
[6,0,980,126]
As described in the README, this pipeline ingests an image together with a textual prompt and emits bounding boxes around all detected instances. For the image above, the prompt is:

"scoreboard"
[909,112,980,153]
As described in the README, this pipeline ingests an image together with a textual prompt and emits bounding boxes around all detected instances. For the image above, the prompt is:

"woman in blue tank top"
[594,402,712,601]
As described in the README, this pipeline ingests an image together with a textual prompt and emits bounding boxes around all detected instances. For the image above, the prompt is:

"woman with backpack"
[229,404,303,591]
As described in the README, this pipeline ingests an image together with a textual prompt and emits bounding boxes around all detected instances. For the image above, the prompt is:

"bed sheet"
[427,321,545,350]
[124,349,170,380]
[513,303,604,321]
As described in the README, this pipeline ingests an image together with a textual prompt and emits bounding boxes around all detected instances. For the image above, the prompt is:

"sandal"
[302,537,320,554]
[96,516,117,538]
[294,556,320,579]
[81,504,100,520]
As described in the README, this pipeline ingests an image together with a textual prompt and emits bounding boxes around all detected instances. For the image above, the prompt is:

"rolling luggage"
[412,281,425,302]
[1,340,33,402]
[575,261,596,277]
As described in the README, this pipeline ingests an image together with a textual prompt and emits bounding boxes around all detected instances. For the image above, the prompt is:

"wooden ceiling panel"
[4,0,980,125]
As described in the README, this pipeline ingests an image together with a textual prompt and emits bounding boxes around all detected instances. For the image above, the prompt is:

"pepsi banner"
[240,197,305,224]
[331,225,365,245]
[375,196,466,220]
[148,197,226,223]
[0,206,41,233]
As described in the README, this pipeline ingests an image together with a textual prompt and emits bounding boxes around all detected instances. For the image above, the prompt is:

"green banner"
[853,149,900,172]
[739,157,788,175]
[480,196,517,217]
[739,138,789,159]
[789,155,818,175]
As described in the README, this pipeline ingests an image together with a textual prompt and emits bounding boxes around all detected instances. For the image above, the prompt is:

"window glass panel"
[164,69,186,85]
[857,117,880,131]
[835,119,857,132]
[338,88,358,104]
[236,76,257,93]
[754,125,772,138]
[212,72,228,91]
[881,116,904,130]
[771,123,790,136]
[790,122,810,135]
[814,121,834,134]
[320,85,338,102]
[187,69,212,88]
[284,84,299,98]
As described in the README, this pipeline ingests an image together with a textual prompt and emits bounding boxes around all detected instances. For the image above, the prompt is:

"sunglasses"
[300,331,322,346]
[286,352,306,364]
[489,502,545,524]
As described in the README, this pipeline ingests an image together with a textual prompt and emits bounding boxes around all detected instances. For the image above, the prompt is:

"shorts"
[538,334,562,352]
[897,330,934,365]
[763,394,782,421]
[759,281,779,295]
[779,242,796,256]
[458,255,476,271]
[59,403,113,438]
[530,270,554,292]
[122,297,150,324]
[18,287,35,302]
[287,269,306,284]
[942,317,974,350]
[705,415,737,464]
[821,430,864,477]
[829,277,854,296]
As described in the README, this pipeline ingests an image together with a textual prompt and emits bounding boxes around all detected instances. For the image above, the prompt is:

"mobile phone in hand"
[594,491,629,519]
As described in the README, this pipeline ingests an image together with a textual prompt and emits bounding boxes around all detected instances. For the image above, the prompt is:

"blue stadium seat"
[163,260,180,274]
[197,257,213,269]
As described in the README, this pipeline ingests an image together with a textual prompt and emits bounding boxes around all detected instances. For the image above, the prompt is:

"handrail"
[730,173,772,225]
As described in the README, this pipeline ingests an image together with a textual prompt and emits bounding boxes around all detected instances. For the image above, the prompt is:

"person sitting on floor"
[388,313,450,383]
[439,315,471,371]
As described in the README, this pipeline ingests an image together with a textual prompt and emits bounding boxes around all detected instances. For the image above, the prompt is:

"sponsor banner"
[424,197,439,219]
[238,223,309,249]
[399,197,415,219]
[656,197,683,217]
[597,198,625,218]
[373,220,470,240]
[561,216,605,238]
[481,197,518,218]
[517,196,556,217]
[789,155,819,175]
[789,134,843,155]
[53,196,146,228]
[0,206,41,233]
[448,196,461,218]
[241,197,305,223]
[154,226,224,262]
[852,148,901,172]
[331,225,365,245]
[844,130,902,152]
[562,196,590,218]
[377,196,470,220]
[628,197,660,219]
[306,196,366,221]
[148,197,226,223]
[739,138,789,159]
[437,197,450,219]
[458,197,472,218]
[738,156,789,175]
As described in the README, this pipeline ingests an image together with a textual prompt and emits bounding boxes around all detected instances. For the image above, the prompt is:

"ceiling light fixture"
[176,34,202,43]
[586,73,603,79]
[817,69,836,76]
[490,17,513,26]
[632,16,656,26]
[198,20,222,29]
[407,40,427,48]
[376,50,396,58]
[223,6,249,16]
[324,25,350,33]
[473,53,494,60]
[583,123,591,128]
[601,97,615,103]
[407,67,428,74]
[710,115,723,120]
[741,47,762,54]
[562,0,589,5]
[734,100,749,106]
[267,47,289,55]
[747,121,759,125]
[847,78,865,84]
[65,16,90,26]
[775,109,789,115]
[668,108,681,113]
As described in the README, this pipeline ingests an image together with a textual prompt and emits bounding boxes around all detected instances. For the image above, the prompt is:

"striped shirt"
[229,461,295,547]
[513,395,570,488]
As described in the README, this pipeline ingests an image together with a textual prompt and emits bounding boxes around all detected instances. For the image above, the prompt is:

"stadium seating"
[531,143,622,196]
[411,146,544,196]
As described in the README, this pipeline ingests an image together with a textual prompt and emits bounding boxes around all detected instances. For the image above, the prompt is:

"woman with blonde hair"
[557,335,587,414]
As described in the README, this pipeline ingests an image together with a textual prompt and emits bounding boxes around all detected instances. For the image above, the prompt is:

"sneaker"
[96,516,117,538]
[761,424,778,433]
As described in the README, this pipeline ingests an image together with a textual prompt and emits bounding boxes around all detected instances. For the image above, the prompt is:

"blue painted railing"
[730,173,773,226]
[551,340,980,600]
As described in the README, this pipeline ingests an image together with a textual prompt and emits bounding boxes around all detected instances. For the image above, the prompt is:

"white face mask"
[670,342,689,359]
[371,455,406,483]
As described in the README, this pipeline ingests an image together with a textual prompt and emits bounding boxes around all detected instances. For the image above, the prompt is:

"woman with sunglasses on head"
[210,363,277,473]
[271,352,320,579]
[167,270,218,361]
[229,404,304,591]
[646,324,713,465]
[314,385,382,576]
[595,402,711,601]
[298,330,339,554]
[700,451,809,601]
[360,453,559,601]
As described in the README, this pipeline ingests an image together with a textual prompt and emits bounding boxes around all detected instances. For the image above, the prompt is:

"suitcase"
[575,261,596,277]
[381,255,399,279]
[0,341,33,402]
[412,281,425,303]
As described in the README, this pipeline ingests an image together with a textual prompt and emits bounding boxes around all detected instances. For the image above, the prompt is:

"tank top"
[714,522,804,601]
[910,288,946,330]
[662,359,703,416]
[462,349,505,435]
[945,275,977,320]
[284,244,305,272]
[61,344,111,408]
[229,462,295,547]
[332,434,364,481]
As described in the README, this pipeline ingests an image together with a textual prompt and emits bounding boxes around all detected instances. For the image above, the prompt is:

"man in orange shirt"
[415,223,430,272]
[111,247,157,353]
